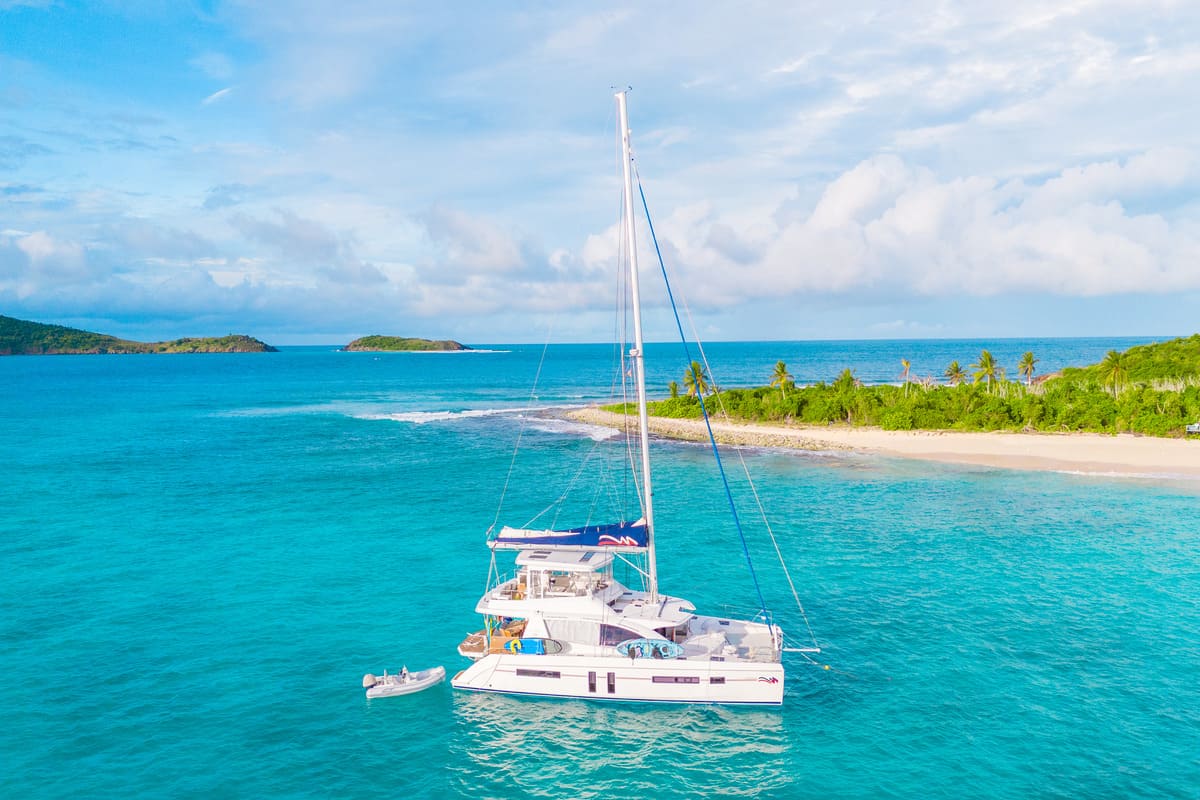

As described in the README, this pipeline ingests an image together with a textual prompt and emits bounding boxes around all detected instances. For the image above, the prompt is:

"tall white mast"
[616,90,658,603]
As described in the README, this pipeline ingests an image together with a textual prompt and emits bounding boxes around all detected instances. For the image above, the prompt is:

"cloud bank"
[1,1,1198,341]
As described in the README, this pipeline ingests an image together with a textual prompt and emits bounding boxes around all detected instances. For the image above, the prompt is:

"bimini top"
[490,519,647,552]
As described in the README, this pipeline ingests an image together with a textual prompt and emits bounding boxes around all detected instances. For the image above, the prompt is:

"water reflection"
[448,693,789,798]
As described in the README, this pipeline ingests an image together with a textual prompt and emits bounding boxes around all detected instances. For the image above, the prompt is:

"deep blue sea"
[3,338,1198,799]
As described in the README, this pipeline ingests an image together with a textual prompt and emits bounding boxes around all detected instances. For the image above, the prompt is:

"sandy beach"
[566,407,1200,479]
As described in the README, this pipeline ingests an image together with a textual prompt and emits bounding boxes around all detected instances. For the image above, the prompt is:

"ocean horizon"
[3,336,1197,798]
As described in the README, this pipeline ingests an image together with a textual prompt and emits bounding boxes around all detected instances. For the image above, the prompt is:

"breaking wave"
[363,406,555,424]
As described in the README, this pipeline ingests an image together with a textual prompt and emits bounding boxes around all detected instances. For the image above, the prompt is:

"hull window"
[588,671,596,693]
[607,672,616,694]
[652,676,700,684]
[709,677,726,684]
[515,669,561,679]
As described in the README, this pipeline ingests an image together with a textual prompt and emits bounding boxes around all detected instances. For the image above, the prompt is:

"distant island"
[0,315,277,355]
[342,335,469,352]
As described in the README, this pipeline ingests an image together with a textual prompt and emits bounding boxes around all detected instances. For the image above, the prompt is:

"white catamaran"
[451,92,801,705]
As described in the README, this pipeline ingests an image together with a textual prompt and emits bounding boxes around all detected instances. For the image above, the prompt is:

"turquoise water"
[2,340,1198,799]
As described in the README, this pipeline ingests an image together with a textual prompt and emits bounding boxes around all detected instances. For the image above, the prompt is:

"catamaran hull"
[451,653,783,705]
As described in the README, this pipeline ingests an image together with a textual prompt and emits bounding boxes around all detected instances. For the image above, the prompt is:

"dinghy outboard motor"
[362,673,378,688]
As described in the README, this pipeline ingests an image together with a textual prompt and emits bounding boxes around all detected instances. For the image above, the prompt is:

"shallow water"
[2,341,1197,799]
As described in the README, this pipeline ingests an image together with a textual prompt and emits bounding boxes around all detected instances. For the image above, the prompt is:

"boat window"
[651,676,700,684]
[599,624,642,646]
[515,669,560,679]
[709,677,726,684]
[581,551,595,562]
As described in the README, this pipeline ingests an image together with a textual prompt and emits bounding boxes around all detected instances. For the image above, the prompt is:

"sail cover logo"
[598,534,641,547]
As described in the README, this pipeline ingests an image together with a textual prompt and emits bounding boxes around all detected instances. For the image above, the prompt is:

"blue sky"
[2,1,1198,344]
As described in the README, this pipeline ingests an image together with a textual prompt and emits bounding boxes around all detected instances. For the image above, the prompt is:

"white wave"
[527,417,620,441]
[1055,468,1200,483]
[365,405,555,424]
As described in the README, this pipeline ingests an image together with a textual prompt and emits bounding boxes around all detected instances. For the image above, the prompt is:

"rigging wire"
[673,304,820,647]
[488,324,554,536]
[633,167,821,651]
[670,289,821,649]
[632,172,768,618]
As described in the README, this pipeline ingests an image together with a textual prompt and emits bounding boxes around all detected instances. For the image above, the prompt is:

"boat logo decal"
[598,534,641,546]
[757,676,779,683]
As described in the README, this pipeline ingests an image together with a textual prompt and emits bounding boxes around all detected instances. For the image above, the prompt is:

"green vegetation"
[0,315,277,355]
[769,361,794,398]
[343,335,469,352]
[608,335,1200,438]
[1018,351,1038,386]
[944,361,966,386]
[972,349,999,392]
[682,360,711,397]
[1062,334,1200,385]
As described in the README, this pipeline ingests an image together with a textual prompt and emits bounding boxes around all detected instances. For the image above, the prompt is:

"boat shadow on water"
[448,693,790,798]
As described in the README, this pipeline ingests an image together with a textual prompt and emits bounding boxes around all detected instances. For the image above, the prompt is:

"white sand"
[565,407,1200,479]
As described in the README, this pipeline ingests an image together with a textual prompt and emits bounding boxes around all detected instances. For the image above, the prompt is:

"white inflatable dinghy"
[362,665,445,698]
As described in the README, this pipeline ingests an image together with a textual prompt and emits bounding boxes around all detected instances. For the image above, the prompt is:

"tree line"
[645,336,1200,437]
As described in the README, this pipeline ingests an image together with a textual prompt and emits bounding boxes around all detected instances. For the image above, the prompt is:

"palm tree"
[833,367,859,392]
[683,360,710,397]
[1018,351,1038,387]
[667,380,679,399]
[945,360,966,386]
[1100,349,1128,396]
[972,349,998,392]
[769,360,794,398]
[900,358,912,396]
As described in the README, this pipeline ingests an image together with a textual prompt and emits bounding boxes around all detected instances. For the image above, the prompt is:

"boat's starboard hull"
[451,653,783,705]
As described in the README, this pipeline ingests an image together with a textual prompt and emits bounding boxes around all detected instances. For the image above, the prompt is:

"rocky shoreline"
[565,407,854,452]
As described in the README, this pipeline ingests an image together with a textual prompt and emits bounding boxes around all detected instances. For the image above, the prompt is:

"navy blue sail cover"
[492,520,647,549]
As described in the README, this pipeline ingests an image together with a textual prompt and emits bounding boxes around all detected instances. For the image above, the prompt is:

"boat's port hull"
[450,653,783,705]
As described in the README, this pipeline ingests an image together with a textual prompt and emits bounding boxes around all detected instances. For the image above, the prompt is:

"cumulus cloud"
[419,205,524,275]
[637,148,1200,307]
[230,208,345,266]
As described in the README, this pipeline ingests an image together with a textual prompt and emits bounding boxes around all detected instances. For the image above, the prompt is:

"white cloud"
[5,1,1200,341]
[629,147,1200,309]
[419,205,524,276]
[201,87,234,105]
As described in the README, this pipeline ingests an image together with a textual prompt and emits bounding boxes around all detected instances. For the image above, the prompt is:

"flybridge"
[489,520,648,552]
[514,549,615,572]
